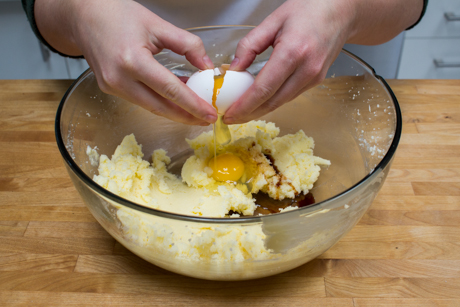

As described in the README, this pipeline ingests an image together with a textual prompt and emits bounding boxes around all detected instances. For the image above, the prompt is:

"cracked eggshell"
[186,69,254,115]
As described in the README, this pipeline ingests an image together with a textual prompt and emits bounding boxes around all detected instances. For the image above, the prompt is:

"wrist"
[65,0,96,56]
[327,0,359,45]
[35,0,83,56]
[342,0,425,45]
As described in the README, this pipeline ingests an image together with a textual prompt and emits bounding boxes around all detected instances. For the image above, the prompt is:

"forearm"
[35,0,82,56]
[345,0,425,45]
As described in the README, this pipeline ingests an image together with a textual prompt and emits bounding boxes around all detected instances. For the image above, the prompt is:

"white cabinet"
[0,1,89,80]
[398,0,460,79]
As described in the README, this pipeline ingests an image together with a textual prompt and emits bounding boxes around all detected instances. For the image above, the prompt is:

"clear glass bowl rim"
[55,26,402,224]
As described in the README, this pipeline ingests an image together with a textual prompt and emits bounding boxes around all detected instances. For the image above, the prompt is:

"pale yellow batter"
[90,120,331,273]
[93,120,330,218]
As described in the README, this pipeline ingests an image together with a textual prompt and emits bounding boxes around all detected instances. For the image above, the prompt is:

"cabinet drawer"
[397,38,460,79]
[407,0,460,38]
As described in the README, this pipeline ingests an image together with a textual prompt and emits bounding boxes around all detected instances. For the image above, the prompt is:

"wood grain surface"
[0,79,459,306]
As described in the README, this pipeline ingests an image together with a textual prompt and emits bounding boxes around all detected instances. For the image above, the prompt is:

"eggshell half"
[185,69,214,104]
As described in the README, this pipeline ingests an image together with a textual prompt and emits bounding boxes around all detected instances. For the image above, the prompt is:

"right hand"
[67,0,217,125]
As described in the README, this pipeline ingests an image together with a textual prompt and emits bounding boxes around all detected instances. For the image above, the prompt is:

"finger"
[133,48,217,124]
[228,54,334,124]
[262,44,340,107]
[155,24,214,70]
[224,73,309,124]
[229,18,281,71]
[110,76,210,126]
[232,81,315,124]
[228,57,331,124]
[223,42,300,123]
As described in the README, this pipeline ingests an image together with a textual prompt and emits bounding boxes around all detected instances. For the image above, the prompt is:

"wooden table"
[0,79,459,306]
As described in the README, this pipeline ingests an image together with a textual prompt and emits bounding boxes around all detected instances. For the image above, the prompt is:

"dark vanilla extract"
[252,192,315,215]
[228,192,316,216]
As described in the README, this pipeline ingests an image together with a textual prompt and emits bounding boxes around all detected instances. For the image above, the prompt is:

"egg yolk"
[212,74,224,111]
[209,153,245,182]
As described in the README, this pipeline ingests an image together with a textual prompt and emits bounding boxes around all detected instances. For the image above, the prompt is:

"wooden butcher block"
[0,79,459,306]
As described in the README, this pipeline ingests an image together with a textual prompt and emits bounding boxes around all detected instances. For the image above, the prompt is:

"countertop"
[0,79,459,306]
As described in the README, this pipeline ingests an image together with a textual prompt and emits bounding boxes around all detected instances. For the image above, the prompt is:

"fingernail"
[224,117,235,124]
[229,58,239,70]
[203,55,214,69]
[205,114,217,123]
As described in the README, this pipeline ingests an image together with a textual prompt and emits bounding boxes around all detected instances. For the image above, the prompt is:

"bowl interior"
[58,26,399,215]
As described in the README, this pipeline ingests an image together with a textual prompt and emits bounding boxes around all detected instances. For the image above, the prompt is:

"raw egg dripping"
[212,68,232,146]
[210,66,245,184]
[185,66,257,191]
[208,66,253,191]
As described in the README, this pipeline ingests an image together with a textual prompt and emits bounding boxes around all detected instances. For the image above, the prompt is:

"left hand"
[224,0,353,124]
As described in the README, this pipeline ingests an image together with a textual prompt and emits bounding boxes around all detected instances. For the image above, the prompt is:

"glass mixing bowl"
[56,26,401,280]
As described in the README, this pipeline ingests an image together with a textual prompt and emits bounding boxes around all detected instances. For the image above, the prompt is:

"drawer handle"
[444,12,460,21]
[434,59,460,68]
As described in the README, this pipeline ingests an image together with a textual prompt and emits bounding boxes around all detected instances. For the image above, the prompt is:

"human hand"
[66,0,217,125]
[223,0,353,124]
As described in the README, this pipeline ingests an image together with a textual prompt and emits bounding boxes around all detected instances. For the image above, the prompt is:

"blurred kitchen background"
[1,0,459,80]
